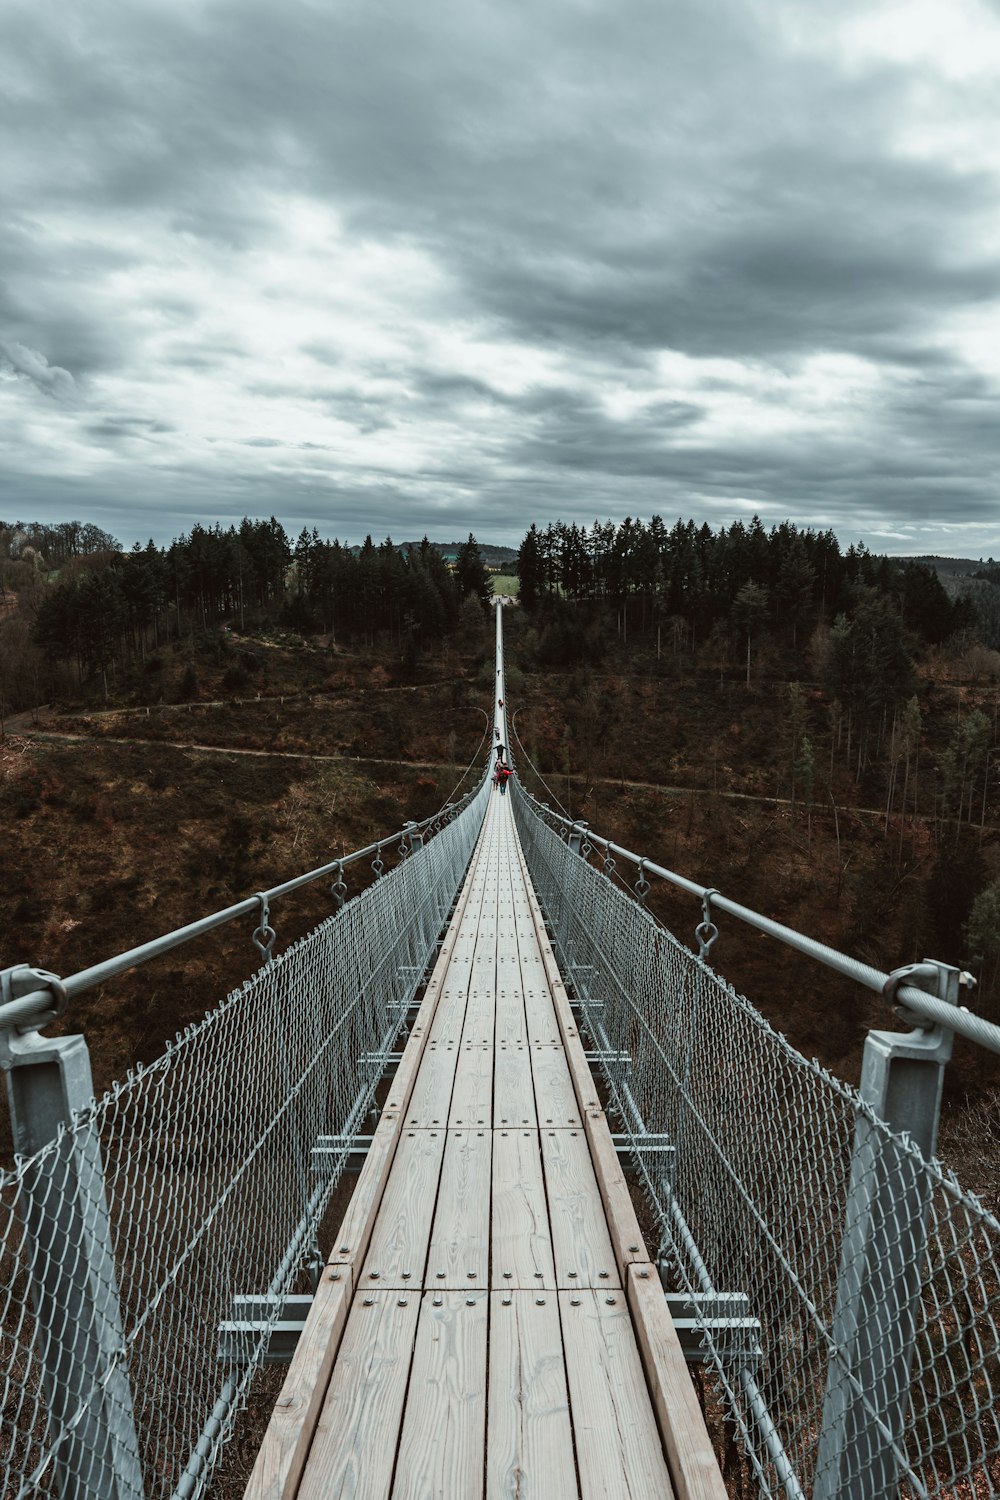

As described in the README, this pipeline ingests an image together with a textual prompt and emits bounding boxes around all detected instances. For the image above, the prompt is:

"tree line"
[516,515,971,646]
[1,518,494,702]
[513,514,1000,837]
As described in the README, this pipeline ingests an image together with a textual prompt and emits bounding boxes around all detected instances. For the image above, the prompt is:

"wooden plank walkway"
[247,792,726,1500]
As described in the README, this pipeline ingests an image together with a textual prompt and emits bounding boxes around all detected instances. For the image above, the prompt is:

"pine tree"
[455,534,493,610]
[517,525,542,609]
[733,582,769,688]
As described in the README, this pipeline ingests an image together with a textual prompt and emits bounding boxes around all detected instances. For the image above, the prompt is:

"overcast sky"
[2,0,1000,555]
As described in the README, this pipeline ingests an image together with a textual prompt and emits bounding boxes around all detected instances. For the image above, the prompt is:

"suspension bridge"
[2,603,999,1500]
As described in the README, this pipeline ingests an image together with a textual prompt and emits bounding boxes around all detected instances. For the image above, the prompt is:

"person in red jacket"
[493,762,512,795]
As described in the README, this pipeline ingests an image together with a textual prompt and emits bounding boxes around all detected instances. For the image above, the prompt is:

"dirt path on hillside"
[12,729,471,775]
[11,724,970,827]
[2,678,456,734]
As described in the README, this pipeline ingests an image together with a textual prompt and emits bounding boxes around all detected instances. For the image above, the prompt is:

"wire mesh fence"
[1,776,489,1500]
[513,783,1000,1500]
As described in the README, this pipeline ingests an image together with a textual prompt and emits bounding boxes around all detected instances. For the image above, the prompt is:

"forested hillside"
[1,510,998,1193]
[0,520,494,707]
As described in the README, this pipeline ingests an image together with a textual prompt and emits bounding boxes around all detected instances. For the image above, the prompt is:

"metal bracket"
[867,959,958,1156]
[659,1285,762,1365]
[216,1283,763,1371]
[695,888,720,961]
[311,1133,374,1175]
[612,1133,676,1181]
[218,1294,315,1365]
[360,1050,402,1079]
[252,894,276,964]
[568,821,590,856]
[0,964,69,1048]
[585,1048,632,1069]
[882,959,975,1038]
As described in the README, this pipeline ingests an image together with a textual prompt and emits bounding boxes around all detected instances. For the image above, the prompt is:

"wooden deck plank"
[390,1291,489,1500]
[297,1291,420,1500]
[494,854,529,1042]
[448,1043,494,1128]
[494,1044,537,1128]
[428,841,491,1043]
[560,1290,675,1500]
[540,1128,621,1290]
[529,1046,582,1129]
[516,937,562,1041]
[250,792,719,1500]
[626,1265,728,1500]
[358,1129,447,1289]
[461,823,499,1039]
[253,809,493,1498]
[512,835,649,1277]
[427,983,474,1046]
[244,1273,352,1500]
[405,1041,460,1127]
[521,984,561,1042]
[328,1118,402,1276]
[579,1117,651,1277]
[426,1128,492,1289]
[460,989,497,1046]
[491,1129,556,1291]
[325,812,489,1275]
[494,985,528,1045]
[487,1292,578,1500]
[510,840,599,1103]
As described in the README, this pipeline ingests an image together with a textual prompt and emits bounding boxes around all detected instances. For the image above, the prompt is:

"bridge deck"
[247,793,725,1500]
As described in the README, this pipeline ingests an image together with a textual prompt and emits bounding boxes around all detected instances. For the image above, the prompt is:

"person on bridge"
[495,742,506,762]
[493,762,512,795]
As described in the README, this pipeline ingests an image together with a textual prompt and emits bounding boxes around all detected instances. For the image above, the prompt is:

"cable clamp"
[881,961,941,1024]
[696,888,720,960]
[0,965,70,1036]
[330,861,347,909]
[252,893,276,964]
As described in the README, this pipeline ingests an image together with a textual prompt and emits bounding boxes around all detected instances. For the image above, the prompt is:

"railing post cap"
[0,964,70,1041]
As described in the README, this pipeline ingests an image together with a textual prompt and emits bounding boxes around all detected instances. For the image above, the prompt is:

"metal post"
[1,966,145,1500]
[815,960,960,1500]
[404,819,424,851]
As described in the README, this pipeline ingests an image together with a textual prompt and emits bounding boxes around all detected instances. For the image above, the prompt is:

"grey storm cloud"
[0,339,76,399]
[2,0,1000,553]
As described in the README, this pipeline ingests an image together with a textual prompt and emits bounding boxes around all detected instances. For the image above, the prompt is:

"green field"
[492,574,519,596]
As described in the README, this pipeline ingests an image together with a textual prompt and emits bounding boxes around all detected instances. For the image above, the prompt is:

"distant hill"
[399,540,519,568]
[897,555,987,578]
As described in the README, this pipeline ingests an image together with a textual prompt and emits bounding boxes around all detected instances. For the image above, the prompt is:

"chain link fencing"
[1,776,489,1500]
[513,783,1000,1500]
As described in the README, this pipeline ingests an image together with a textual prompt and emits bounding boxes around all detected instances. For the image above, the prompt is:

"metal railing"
[513,781,1000,1500]
[1,775,490,1500]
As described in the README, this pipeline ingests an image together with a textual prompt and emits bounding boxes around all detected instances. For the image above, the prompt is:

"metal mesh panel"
[513,786,1000,1500]
[1,777,489,1500]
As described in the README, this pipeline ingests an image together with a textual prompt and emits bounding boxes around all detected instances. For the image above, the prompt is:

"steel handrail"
[1,775,489,1028]
[516,785,1000,1057]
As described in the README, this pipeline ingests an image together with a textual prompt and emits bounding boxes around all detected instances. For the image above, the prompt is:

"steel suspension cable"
[508,714,574,820]
[441,719,491,804]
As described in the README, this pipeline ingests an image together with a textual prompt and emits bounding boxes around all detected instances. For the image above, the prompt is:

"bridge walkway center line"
[246,791,726,1500]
